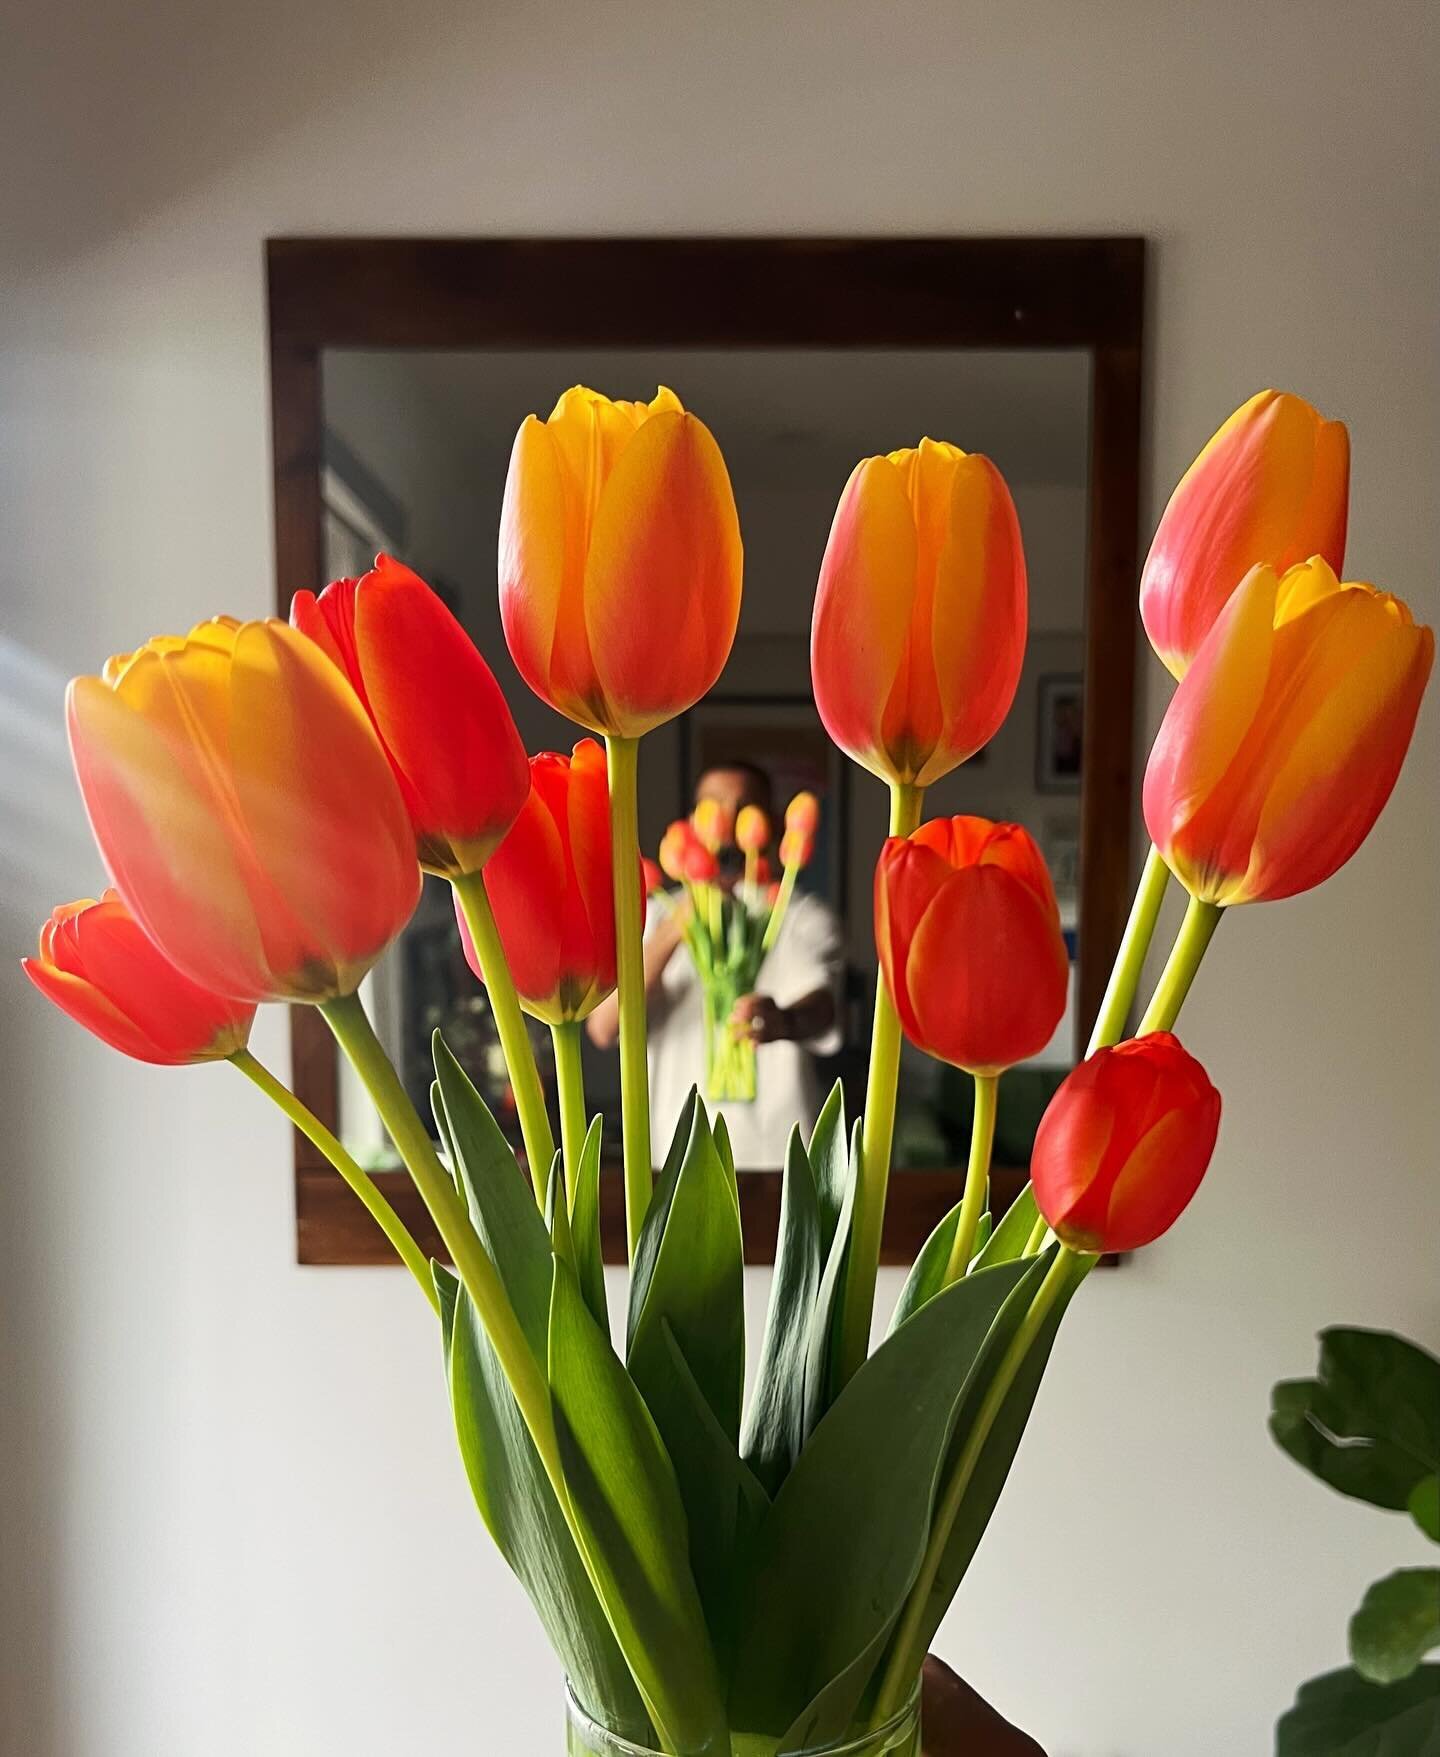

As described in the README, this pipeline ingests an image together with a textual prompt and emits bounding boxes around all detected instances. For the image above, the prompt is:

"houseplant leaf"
[889,1198,963,1333]
[626,1089,699,1349]
[741,1125,823,1496]
[1277,1663,1440,1756]
[1351,1571,1440,1685]
[1271,1329,1440,1513]
[549,1262,729,1757]
[729,1257,1030,1744]
[973,1180,1039,1270]
[800,1120,860,1444]
[1411,1480,1440,1544]
[569,1114,608,1331]
[434,1263,650,1743]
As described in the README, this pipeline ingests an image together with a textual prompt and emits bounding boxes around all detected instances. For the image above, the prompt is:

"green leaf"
[1277,1664,1440,1756]
[1351,1572,1440,1685]
[434,1262,650,1743]
[1271,1329,1440,1514]
[626,1088,699,1350]
[570,1115,608,1332]
[432,1033,550,1350]
[973,1181,1039,1270]
[807,1082,850,1257]
[881,1247,1084,1686]
[729,1258,1030,1744]
[1412,1480,1440,1545]
[549,1262,729,1757]
[544,1151,575,1269]
[658,1320,771,1674]
[628,1100,745,1443]
[890,1199,962,1334]
[800,1119,860,1444]
[742,1127,823,1495]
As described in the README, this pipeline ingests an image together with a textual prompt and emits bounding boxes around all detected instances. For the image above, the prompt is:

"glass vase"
[702,985,757,1104]
[564,1687,920,1757]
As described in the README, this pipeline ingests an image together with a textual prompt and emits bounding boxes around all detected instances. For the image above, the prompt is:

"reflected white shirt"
[646,890,844,1171]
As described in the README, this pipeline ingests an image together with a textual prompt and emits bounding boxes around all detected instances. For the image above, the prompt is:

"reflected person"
[587,761,843,1169]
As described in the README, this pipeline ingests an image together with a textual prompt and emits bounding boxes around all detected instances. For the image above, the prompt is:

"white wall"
[2,3,1437,1754]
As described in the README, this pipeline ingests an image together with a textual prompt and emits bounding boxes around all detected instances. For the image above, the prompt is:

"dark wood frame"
[267,236,1145,1269]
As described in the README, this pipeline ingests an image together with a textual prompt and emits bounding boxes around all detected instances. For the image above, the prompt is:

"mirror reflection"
[321,347,1090,1180]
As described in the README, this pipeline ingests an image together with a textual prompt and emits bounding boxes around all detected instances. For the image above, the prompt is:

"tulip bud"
[875,817,1067,1075]
[785,792,820,837]
[735,804,771,852]
[1031,1034,1221,1253]
[682,842,720,885]
[692,796,735,853]
[640,857,665,896]
[1140,391,1350,678]
[500,386,743,738]
[779,828,814,871]
[24,892,256,1065]
[291,556,529,877]
[67,618,420,1003]
[812,440,1026,786]
[1144,558,1433,905]
[456,739,625,1024]
[659,820,700,883]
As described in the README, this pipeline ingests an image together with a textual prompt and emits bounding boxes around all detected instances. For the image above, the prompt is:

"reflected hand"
[729,993,790,1043]
[920,1657,1047,1756]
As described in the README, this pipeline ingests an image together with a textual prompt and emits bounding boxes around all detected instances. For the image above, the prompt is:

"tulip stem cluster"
[839,779,926,1387]
[451,870,556,1195]
[551,1020,588,1213]
[1138,896,1224,1036]
[1088,844,1174,1053]
[229,1047,440,1313]
[943,1073,999,1287]
[606,735,653,1257]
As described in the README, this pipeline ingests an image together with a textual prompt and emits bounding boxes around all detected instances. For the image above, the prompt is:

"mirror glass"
[320,346,1090,1179]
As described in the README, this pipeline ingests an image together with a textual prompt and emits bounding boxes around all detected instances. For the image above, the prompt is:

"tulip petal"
[812,457,918,780]
[583,409,743,737]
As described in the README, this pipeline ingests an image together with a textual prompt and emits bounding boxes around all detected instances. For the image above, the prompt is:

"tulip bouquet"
[652,792,821,1103]
[25,384,1432,1757]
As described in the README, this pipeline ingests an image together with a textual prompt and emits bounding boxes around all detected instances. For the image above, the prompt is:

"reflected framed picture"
[678,694,848,914]
[1035,671,1084,793]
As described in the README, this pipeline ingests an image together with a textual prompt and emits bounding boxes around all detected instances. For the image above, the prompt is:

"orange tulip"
[24,891,255,1065]
[1031,1033,1221,1253]
[499,386,743,738]
[659,819,702,883]
[67,618,420,1003]
[692,796,735,852]
[457,739,625,1025]
[811,440,1026,787]
[875,817,1067,1075]
[735,804,770,853]
[784,792,820,837]
[1140,390,1349,678]
[779,827,814,870]
[291,556,529,877]
[681,842,720,885]
[1144,558,1433,905]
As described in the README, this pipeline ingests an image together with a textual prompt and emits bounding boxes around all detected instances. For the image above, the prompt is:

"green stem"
[551,1020,588,1215]
[760,861,799,953]
[1087,843,1172,1054]
[942,1073,998,1285]
[1022,1213,1051,1257]
[836,778,925,1388]
[605,734,652,1259]
[1137,895,1224,1035]
[873,1245,1092,1721]
[452,869,555,1202]
[319,993,560,1484]
[229,1048,439,1314]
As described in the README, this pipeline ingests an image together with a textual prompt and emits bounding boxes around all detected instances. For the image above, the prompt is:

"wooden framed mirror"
[267,236,1144,1267]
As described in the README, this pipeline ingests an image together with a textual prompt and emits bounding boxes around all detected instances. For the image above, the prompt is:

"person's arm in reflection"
[728,987,836,1045]
[728,886,844,1056]
[584,900,689,1051]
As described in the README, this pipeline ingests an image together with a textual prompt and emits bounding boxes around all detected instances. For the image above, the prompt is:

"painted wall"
[2,3,1437,1753]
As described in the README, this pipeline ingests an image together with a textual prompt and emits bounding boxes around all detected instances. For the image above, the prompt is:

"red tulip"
[1144,558,1434,904]
[499,386,743,738]
[1031,1034,1221,1253]
[456,740,625,1025]
[659,819,702,883]
[812,441,1026,786]
[641,857,665,896]
[67,618,419,1003]
[24,892,255,1065]
[1140,390,1349,679]
[875,817,1068,1075]
[681,842,720,885]
[291,556,529,876]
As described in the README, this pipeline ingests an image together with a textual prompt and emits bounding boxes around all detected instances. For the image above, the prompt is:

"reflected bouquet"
[651,791,820,1103]
[25,386,1432,1756]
